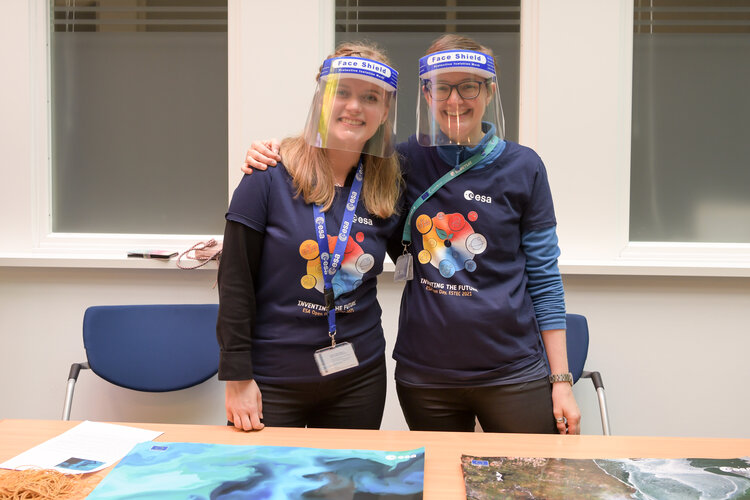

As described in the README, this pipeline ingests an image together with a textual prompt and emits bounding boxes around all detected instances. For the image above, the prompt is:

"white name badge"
[314,342,359,376]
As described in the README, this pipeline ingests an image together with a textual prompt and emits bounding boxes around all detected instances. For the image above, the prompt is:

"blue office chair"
[566,313,611,435]
[62,304,220,420]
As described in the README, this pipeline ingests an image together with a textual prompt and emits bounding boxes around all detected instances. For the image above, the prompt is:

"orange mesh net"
[0,469,86,500]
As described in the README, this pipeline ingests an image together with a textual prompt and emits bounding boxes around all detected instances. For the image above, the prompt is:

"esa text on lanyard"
[394,136,499,282]
[312,162,363,376]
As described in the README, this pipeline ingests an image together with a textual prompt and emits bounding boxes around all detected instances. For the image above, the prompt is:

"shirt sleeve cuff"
[538,317,567,332]
[218,351,253,380]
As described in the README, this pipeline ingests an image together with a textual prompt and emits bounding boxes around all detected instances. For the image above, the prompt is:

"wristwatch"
[549,372,574,386]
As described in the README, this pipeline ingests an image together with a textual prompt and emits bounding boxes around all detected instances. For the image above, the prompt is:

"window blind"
[336,0,520,33]
[634,0,750,34]
[53,0,227,33]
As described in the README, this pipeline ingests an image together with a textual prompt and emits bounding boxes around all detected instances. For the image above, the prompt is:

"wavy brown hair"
[280,41,402,218]
[425,34,499,76]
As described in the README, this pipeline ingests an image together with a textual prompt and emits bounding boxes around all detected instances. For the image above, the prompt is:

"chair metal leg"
[595,386,612,436]
[62,362,89,420]
[582,370,612,436]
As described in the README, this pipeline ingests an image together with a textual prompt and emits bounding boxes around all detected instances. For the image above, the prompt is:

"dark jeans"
[251,358,387,429]
[396,376,557,433]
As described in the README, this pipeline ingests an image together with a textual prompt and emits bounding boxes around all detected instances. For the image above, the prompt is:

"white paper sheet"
[0,421,163,474]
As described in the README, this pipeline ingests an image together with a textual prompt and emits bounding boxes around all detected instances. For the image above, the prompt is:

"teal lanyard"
[402,136,499,244]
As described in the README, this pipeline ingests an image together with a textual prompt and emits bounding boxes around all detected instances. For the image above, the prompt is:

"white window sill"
[577,242,750,277]
[0,232,221,269]
[4,245,750,277]
[0,252,217,270]
[559,260,750,278]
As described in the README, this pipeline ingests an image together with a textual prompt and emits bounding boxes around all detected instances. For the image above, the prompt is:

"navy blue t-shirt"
[394,135,556,387]
[226,162,400,383]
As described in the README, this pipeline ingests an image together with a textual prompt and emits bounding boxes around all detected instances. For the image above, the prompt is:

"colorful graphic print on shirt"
[299,234,375,297]
[415,211,487,278]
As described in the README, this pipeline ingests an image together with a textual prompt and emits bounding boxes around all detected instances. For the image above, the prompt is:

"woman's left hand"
[551,383,581,434]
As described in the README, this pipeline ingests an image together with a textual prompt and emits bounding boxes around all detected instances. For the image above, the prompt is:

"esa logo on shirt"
[464,190,492,204]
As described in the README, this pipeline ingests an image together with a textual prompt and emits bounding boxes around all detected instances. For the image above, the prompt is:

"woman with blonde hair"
[217,41,402,431]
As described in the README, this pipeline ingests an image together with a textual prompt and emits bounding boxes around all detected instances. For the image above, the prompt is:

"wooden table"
[2,419,749,498]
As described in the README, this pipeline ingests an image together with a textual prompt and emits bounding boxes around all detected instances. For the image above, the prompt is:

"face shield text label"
[427,51,486,66]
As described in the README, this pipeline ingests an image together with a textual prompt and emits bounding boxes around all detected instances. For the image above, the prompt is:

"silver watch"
[549,372,574,386]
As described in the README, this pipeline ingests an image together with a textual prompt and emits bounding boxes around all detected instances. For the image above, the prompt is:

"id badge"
[314,342,359,376]
[393,253,414,282]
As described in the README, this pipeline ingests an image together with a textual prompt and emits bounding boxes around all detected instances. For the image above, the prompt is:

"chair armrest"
[67,362,90,382]
[581,370,604,390]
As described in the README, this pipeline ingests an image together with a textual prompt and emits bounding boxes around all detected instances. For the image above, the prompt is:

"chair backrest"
[565,313,590,384]
[82,304,220,392]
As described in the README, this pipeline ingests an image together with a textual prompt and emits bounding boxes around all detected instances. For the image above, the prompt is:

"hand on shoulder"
[241,139,281,175]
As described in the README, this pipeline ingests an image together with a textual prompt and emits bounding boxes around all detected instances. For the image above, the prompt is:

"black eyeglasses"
[422,79,489,101]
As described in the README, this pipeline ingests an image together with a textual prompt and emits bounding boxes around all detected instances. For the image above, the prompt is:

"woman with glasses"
[217,41,402,431]
[242,35,580,435]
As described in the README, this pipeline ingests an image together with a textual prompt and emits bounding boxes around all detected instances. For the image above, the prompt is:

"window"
[50,0,228,235]
[630,0,750,243]
[335,0,521,143]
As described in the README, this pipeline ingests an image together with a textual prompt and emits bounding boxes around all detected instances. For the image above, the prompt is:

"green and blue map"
[88,442,424,499]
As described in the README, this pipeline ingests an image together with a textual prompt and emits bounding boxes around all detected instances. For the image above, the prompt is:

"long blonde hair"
[280,41,402,219]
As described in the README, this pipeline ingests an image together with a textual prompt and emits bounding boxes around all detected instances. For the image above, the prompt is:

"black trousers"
[396,376,558,433]
[252,358,387,429]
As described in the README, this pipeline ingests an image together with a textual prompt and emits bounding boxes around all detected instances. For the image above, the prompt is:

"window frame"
[3,0,331,269]
[17,0,232,268]
[520,0,750,277]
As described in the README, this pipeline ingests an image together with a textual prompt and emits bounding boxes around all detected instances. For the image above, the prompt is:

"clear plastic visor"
[303,57,398,158]
[416,51,505,147]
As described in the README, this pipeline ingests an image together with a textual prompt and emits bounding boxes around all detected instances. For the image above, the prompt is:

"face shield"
[416,50,505,147]
[303,56,398,158]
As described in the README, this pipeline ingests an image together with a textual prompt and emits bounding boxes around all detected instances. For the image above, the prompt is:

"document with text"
[0,421,162,474]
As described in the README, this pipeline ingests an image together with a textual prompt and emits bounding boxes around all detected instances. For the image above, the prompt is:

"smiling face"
[423,71,493,145]
[325,77,390,152]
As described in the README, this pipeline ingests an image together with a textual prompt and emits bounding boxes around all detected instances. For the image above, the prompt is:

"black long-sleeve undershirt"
[216,220,264,380]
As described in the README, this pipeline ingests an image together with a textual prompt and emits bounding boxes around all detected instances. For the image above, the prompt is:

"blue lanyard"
[313,162,364,338]
[402,136,499,244]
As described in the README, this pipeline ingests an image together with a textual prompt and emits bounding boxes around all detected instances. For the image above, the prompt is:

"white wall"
[3,268,750,438]
[0,268,224,424]
[0,0,34,252]
[564,275,750,438]
[2,0,750,439]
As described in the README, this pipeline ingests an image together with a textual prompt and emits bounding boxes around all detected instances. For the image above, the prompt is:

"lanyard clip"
[324,287,335,311]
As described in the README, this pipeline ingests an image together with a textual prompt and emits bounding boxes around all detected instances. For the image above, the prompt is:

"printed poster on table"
[461,455,750,499]
[87,442,424,499]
